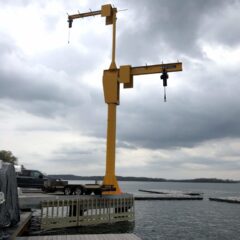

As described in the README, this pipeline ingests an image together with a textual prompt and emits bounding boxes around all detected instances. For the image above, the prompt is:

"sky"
[0,0,240,179]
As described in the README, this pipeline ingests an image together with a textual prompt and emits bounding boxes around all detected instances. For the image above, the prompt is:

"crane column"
[68,4,183,195]
[103,104,121,194]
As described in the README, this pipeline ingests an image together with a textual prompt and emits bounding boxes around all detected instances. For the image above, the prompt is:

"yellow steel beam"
[103,62,183,98]
[131,62,182,75]
[68,10,101,20]
[68,4,115,26]
[102,104,121,195]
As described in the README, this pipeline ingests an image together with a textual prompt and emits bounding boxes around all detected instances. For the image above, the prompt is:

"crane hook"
[67,18,73,44]
[160,68,168,102]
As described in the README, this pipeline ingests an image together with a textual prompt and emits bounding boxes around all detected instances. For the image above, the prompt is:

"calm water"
[30,181,240,240]
[120,181,240,240]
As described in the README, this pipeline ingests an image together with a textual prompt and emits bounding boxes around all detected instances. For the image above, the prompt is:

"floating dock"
[19,190,203,210]
[16,189,203,238]
[138,189,202,196]
[209,197,240,204]
[12,193,139,239]
[136,189,203,200]
[135,194,203,200]
[19,193,135,210]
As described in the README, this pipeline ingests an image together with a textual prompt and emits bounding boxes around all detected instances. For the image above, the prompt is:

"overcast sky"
[0,0,240,179]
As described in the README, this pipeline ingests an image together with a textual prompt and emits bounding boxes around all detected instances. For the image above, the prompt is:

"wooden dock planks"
[17,233,141,240]
[8,212,32,240]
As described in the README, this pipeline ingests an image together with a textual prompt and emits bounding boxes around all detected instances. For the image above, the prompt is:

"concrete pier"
[17,233,141,239]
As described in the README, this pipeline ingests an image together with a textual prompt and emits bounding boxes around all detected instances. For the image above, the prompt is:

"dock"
[136,189,203,200]
[11,193,140,239]
[138,189,202,196]
[135,194,203,200]
[14,190,203,239]
[209,197,240,204]
[17,234,141,239]
[19,190,203,210]
[8,212,32,240]
[19,193,135,210]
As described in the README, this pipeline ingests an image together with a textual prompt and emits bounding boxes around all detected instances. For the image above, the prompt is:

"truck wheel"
[74,187,84,195]
[64,186,72,195]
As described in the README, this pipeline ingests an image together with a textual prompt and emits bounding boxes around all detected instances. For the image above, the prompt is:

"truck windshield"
[30,171,42,178]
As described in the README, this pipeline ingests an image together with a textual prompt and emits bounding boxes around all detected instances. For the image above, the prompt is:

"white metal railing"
[40,194,134,230]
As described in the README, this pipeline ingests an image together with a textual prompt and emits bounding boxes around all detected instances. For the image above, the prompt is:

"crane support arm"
[120,62,182,88]
[103,62,182,103]
[68,4,116,27]
[130,62,182,75]
[68,10,101,20]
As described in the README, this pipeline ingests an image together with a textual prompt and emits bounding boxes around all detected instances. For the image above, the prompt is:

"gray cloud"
[117,0,237,65]
[200,0,240,47]
[0,35,105,121]
[47,144,106,171]
[1,0,240,171]
[116,56,240,149]
[149,154,240,172]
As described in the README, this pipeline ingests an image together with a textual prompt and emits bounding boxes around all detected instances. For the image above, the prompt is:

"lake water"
[30,181,240,240]
[122,181,240,240]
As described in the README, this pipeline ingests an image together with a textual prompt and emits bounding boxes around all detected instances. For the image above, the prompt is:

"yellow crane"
[68,4,183,195]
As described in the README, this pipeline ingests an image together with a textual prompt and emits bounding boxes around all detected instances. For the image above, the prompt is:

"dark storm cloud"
[0,35,105,119]
[117,0,236,64]
[117,60,240,149]
[107,0,240,150]
[200,0,240,47]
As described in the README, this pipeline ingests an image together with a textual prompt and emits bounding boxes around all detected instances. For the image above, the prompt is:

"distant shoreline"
[48,174,239,183]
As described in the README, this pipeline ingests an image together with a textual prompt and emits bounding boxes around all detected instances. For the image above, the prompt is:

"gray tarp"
[0,162,20,227]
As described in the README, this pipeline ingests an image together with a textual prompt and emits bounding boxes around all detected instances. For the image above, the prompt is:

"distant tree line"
[48,174,239,183]
[0,150,18,164]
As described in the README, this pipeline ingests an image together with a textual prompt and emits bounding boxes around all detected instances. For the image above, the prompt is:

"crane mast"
[68,4,183,195]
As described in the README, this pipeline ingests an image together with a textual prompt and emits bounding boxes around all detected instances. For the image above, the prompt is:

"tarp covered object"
[0,162,20,227]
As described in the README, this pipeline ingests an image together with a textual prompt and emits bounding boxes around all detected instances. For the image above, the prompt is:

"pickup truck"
[16,169,48,189]
[16,168,115,195]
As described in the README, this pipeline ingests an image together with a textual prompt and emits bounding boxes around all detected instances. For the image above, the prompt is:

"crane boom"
[67,4,183,195]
